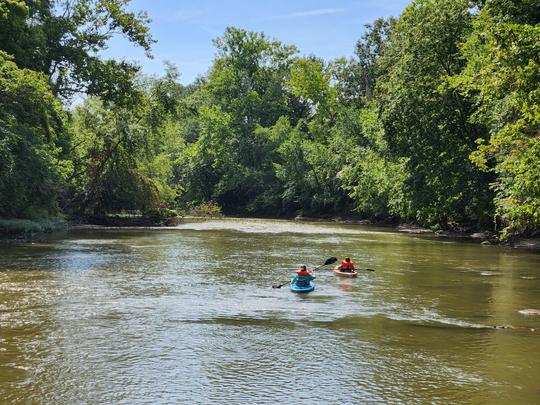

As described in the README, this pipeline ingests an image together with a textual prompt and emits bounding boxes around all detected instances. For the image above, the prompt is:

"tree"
[174,27,299,213]
[69,66,184,216]
[339,101,411,219]
[455,0,540,238]
[0,0,154,104]
[376,0,493,229]
[0,51,72,218]
[354,17,396,99]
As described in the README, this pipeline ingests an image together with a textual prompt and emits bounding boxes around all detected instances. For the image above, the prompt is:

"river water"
[1,218,539,404]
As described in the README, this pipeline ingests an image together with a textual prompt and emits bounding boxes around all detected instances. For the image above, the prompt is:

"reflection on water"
[1,218,540,404]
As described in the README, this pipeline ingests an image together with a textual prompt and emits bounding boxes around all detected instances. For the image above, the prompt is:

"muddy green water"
[1,218,540,404]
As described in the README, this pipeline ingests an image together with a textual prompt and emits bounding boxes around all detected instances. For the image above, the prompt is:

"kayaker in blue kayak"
[293,265,315,286]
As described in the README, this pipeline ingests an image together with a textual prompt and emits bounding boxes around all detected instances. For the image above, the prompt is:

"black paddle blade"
[324,257,338,265]
[365,268,375,272]
[272,284,285,288]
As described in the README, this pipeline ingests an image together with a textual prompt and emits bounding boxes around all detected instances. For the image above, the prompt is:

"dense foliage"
[455,0,540,238]
[1,0,538,239]
[0,50,71,218]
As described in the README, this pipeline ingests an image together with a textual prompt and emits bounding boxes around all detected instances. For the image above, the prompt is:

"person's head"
[345,257,351,262]
[300,264,307,270]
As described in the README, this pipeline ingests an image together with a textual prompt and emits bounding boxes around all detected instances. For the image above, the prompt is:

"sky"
[103,0,410,84]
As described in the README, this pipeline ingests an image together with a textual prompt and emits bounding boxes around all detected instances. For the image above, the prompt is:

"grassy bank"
[0,218,67,239]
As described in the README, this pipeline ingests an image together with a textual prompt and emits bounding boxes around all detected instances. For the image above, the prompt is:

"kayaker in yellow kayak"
[338,257,355,273]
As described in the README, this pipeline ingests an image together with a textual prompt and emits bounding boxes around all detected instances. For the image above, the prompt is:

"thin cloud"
[154,9,206,23]
[200,25,221,37]
[275,8,345,19]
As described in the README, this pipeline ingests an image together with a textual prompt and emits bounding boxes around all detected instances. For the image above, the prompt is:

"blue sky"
[103,0,410,84]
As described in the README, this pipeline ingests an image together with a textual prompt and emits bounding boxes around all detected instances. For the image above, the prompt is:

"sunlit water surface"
[1,218,540,404]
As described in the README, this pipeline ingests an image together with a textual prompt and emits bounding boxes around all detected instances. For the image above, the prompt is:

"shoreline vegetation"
[0,218,67,239]
[1,1,538,244]
[2,212,538,252]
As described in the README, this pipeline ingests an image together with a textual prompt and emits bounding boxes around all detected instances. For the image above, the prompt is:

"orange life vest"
[341,260,354,269]
[297,269,311,276]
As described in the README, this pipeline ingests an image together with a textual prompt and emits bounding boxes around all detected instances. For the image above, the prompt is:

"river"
[1,218,539,404]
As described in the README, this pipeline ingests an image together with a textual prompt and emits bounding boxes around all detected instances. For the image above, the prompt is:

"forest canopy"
[0,0,539,240]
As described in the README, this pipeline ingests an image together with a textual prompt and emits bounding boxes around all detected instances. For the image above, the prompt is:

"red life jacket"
[297,269,311,276]
[341,260,354,269]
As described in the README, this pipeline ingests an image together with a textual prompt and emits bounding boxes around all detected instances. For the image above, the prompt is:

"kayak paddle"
[272,257,337,288]
[313,256,338,271]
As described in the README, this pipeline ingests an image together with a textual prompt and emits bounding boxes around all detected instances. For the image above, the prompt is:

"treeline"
[0,0,539,240]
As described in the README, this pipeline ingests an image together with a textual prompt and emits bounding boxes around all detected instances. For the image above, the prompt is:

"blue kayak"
[290,277,315,293]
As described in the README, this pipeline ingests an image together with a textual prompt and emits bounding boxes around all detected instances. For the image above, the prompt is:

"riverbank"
[2,214,539,252]
[292,216,540,251]
[0,217,67,240]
